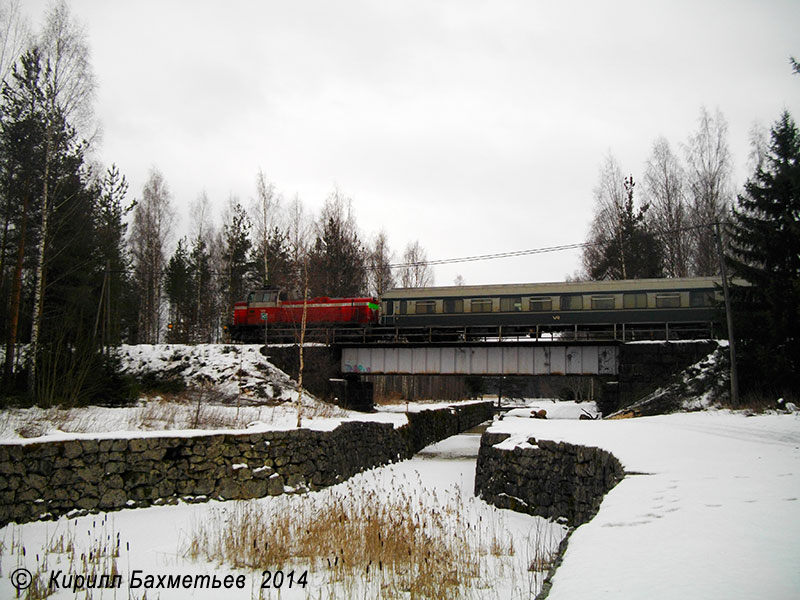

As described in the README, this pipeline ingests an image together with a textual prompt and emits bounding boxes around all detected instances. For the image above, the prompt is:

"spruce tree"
[728,111,800,393]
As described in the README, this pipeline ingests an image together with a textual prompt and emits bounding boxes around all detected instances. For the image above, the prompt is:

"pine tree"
[728,111,800,393]
[164,238,193,343]
[308,191,366,297]
[219,199,253,325]
[1,49,46,385]
[93,164,135,344]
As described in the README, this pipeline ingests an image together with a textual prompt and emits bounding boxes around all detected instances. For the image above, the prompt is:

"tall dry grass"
[185,471,561,599]
[2,515,123,600]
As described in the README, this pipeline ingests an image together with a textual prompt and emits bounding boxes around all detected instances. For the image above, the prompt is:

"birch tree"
[285,194,311,297]
[0,0,28,89]
[129,168,174,343]
[643,137,690,277]
[399,240,434,287]
[252,169,279,286]
[684,107,733,276]
[28,0,96,392]
[367,229,394,297]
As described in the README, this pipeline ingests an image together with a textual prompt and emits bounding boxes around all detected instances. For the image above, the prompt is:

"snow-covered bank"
[0,431,566,600]
[488,412,800,599]
[116,343,303,401]
[1,343,407,442]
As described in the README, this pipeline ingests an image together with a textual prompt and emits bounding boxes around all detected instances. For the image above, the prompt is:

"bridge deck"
[342,343,620,376]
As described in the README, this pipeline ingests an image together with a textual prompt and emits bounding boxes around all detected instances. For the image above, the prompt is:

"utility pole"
[713,222,739,407]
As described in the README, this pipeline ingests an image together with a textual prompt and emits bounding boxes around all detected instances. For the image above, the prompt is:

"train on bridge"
[227,277,728,343]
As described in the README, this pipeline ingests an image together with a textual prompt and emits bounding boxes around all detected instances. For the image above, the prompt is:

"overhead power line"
[387,242,589,269]
[387,221,724,270]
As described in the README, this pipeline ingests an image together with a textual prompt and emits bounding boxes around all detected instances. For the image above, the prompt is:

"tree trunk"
[3,194,30,381]
[28,132,52,396]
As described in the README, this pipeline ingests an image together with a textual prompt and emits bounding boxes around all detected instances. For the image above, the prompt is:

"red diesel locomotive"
[228,288,380,342]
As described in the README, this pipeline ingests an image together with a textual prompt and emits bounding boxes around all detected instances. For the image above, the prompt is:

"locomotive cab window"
[561,295,583,311]
[415,300,435,314]
[470,298,493,313]
[623,293,647,309]
[655,293,681,308]
[590,296,615,310]
[529,297,553,311]
[500,297,522,312]
[444,298,464,313]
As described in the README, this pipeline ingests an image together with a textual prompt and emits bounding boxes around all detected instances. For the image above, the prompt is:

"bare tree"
[38,0,95,134]
[746,121,770,175]
[0,0,29,87]
[129,168,174,343]
[581,154,628,277]
[453,274,466,286]
[367,229,394,297]
[643,137,690,277]
[285,194,311,297]
[684,106,733,276]
[399,240,434,287]
[252,169,280,286]
[189,192,217,341]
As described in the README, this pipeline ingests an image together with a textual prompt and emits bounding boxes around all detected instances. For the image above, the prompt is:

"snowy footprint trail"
[490,412,800,600]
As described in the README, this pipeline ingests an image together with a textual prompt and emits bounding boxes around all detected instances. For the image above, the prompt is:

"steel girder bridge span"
[341,343,620,376]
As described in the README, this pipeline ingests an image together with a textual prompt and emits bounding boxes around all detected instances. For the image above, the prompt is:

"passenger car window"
[500,297,522,312]
[591,296,615,310]
[655,293,681,308]
[529,297,553,311]
[561,295,583,310]
[415,300,435,314]
[623,293,647,309]
[443,298,464,313]
[470,299,493,313]
[689,290,714,307]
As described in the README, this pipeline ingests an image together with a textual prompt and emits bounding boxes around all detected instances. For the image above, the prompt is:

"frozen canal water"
[0,424,566,600]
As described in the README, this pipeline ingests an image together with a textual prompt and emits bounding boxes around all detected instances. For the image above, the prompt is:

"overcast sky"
[21,0,800,287]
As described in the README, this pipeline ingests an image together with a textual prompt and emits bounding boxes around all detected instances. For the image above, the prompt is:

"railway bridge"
[327,333,718,413]
[341,341,620,377]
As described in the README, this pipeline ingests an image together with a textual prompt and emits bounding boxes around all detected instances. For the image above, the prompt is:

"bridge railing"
[240,322,714,346]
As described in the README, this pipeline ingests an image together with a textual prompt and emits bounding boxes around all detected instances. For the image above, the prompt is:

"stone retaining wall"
[474,431,624,527]
[0,402,493,527]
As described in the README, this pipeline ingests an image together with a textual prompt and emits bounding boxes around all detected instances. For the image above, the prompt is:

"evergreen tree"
[1,48,46,384]
[308,215,366,297]
[219,199,253,324]
[93,164,135,344]
[164,238,193,343]
[307,191,366,297]
[189,234,216,342]
[586,176,663,280]
[728,111,800,393]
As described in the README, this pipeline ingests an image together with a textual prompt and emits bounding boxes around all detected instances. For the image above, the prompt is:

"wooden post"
[713,222,739,407]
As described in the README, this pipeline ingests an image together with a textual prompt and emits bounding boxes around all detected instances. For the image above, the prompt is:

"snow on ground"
[116,344,302,402]
[489,411,800,599]
[0,344,426,442]
[0,429,566,600]
[503,400,599,420]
